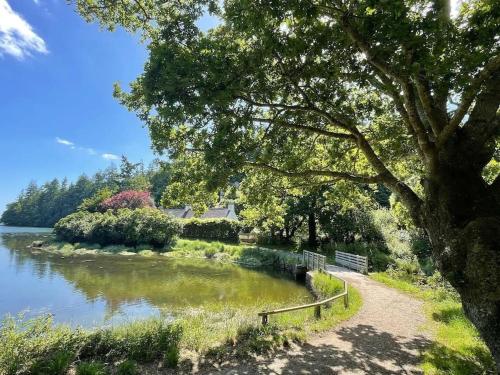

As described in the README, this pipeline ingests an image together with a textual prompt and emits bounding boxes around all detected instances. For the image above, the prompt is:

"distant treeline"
[1,157,171,227]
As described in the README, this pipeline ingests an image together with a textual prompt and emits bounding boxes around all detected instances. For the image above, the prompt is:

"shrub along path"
[194,265,431,374]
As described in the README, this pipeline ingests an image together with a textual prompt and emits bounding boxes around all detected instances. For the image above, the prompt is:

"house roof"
[163,207,194,219]
[163,204,238,220]
[200,207,231,219]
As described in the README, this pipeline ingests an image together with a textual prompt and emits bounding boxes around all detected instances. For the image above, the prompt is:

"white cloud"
[102,153,120,160]
[0,0,48,59]
[33,0,40,5]
[56,137,74,146]
[56,137,119,161]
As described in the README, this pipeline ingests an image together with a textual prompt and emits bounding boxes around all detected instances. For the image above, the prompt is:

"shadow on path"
[192,323,431,374]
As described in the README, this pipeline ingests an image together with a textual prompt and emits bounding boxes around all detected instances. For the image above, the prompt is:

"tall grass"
[310,270,345,300]
[167,238,302,268]
[0,315,181,375]
[371,272,495,374]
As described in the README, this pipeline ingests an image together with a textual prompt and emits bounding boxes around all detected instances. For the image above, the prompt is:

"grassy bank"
[40,238,302,268]
[371,272,495,374]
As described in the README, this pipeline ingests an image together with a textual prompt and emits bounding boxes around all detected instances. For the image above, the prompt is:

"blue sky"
[0,1,217,214]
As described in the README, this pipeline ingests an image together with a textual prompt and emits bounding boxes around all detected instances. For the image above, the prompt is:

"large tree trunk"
[421,138,500,369]
[308,212,318,249]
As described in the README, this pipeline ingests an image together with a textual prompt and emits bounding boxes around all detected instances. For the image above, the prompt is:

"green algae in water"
[0,228,312,327]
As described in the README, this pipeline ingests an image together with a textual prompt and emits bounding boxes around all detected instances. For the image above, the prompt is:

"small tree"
[101,191,154,211]
[78,187,115,212]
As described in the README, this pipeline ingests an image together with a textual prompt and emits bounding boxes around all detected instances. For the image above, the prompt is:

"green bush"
[319,209,433,274]
[78,187,115,213]
[54,208,181,248]
[179,218,242,243]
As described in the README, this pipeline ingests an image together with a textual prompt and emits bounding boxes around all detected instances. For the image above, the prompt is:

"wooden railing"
[258,269,348,325]
[335,251,368,274]
[303,250,326,271]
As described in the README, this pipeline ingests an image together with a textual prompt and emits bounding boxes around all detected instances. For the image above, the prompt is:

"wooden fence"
[303,250,326,271]
[335,251,368,274]
[258,269,348,325]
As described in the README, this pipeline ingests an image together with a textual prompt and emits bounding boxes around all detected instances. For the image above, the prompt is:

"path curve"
[197,265,431,374]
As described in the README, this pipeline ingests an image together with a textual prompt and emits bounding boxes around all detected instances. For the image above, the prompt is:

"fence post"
[343,280,349,308]
[314,305,321,319]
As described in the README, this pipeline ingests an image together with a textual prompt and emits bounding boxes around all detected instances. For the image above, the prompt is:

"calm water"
[0,226,311,327]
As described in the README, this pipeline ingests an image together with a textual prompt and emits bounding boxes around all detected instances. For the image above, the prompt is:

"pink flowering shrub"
[101,190,154,210]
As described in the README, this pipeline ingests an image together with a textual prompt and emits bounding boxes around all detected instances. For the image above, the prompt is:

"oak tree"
[74,0,500,366]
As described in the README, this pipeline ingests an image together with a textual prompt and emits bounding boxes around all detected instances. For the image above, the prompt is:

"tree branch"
[461,72,500,153]
[346,127,425,222]
[245,162,383,184]
[438,54,500,148]
[237,95,353,131]
[335,13,435,160]
[401,82,436,158]
[368,75,426,160]
[252,117,356,141]
[134,0,151,18]
[413,69,443,136]
[339,16,401,83]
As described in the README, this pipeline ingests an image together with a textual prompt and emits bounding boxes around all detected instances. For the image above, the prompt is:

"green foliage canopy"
[75,0,499,226]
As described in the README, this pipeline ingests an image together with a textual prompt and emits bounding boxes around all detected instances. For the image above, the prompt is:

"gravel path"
[194,265,431,374]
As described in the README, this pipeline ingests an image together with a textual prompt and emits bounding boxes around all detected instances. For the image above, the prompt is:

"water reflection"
[0,226,311,327]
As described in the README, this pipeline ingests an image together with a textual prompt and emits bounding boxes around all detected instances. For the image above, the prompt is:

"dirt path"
[195,265,431,374]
